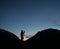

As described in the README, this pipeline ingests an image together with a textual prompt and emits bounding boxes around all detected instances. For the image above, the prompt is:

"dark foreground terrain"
[0,28,60,49]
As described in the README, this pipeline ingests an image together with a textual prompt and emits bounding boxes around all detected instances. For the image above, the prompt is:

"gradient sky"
[0,0,60,37]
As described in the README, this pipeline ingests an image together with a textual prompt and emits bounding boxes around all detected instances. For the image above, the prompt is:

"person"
[21,30,25,41]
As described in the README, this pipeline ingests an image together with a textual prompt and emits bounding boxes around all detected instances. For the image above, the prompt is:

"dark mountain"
[1,28,60,49]
[0,29,26,49]
[26,28,60,49]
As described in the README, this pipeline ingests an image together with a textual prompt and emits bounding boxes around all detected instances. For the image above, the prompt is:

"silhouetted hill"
[1,28,60,49]
[26,28,60,49]
[0,29,26,49]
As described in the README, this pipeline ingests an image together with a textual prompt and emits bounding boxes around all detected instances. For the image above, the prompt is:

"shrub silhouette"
[20,30,25,41]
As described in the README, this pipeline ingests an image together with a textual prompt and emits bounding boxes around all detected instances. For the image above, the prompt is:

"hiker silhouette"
[21,30,25,41]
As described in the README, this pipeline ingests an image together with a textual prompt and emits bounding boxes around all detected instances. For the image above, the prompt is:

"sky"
[0,0,60,38]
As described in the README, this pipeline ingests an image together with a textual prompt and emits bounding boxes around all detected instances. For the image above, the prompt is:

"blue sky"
[0,0,60,37]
